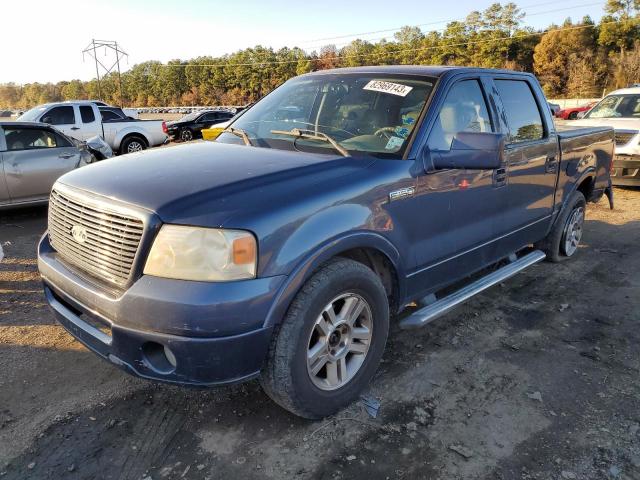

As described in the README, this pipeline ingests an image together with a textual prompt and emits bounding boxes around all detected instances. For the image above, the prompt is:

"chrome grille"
[48,187,144,287]
[614,131,637,146]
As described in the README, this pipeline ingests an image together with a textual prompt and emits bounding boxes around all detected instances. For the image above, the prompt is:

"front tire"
[260,258,389,419]
[536,190,586,262]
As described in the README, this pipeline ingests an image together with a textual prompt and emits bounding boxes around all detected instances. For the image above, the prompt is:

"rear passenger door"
[78,105,102,140]
[492,77,559,246]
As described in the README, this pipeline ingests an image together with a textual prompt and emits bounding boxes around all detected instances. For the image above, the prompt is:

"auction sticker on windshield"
[364,80,413,97]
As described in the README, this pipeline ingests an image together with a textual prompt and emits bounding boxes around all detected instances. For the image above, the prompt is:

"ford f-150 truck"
[37,66,614,419]
[18,101,168,155]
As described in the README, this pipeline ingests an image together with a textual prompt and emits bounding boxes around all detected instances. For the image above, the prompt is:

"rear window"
[495,80,544,143]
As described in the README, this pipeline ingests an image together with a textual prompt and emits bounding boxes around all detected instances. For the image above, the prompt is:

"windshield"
[216,73,436,158]
[586,94,640,119]
[17,106,48,122]
[178,112,201,122]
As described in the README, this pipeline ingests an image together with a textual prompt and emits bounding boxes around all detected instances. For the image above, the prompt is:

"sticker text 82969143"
[363,80,413,97]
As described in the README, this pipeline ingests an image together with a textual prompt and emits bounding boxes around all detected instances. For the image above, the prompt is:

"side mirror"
[430,132,505,170]
[41,116,52,124]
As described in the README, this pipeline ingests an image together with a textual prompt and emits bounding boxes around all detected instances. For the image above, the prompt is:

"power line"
[301,1,605,51]
[298,0,603,44]
[152,19,621,70]
[144,0,606,70]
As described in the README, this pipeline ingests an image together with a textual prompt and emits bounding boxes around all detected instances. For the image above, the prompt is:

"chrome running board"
[399,250,546,330]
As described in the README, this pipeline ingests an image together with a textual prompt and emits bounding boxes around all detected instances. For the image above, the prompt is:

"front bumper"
[611,155,640,186]
[38,234,285,386]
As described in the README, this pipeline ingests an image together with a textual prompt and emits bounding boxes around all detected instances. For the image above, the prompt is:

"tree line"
[2,0,640,109]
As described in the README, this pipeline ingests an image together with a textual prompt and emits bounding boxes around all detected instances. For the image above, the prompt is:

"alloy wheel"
[127,141,144,153]
[306,293,373,391]
[563,206,584,256]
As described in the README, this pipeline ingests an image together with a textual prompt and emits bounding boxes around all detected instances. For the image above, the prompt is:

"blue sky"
[3,0,607,83]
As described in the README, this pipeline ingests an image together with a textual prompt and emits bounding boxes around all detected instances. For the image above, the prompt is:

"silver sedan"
[0,122,111,209]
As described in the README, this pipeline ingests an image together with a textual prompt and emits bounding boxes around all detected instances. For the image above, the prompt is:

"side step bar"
[399,250,546,330]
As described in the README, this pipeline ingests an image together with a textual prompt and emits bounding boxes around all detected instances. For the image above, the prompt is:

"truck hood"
[57,141,362,225]
[571,117,640,131]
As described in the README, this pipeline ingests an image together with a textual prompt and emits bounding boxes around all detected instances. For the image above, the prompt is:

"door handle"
[70,127,80,131]
[58,153,75,159]
[545,156,558,173]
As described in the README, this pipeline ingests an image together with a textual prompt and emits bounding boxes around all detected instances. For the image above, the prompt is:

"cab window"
[42,106,75,125]
[427,80,493,151]
[495,80,544,143]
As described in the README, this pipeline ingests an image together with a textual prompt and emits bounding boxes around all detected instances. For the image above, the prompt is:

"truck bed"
[555,124,614,207]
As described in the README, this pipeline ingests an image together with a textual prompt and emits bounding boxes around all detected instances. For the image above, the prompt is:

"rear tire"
[536,190,586,262]
[568,111,578,120]
[120,136,147,155]
[260,258,389,419]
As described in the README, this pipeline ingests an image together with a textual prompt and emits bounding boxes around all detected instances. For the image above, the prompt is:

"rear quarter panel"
[556,126,614,210]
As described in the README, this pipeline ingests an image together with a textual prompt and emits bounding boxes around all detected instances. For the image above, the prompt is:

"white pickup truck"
[18,101,168,155]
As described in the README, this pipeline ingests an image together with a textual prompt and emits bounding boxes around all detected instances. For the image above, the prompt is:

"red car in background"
[556,101,598,120]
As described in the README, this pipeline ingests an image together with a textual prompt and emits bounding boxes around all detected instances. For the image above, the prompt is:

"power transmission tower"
[82,39,129,107]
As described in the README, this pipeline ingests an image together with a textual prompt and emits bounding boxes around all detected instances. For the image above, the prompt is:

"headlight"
[144,225,257,281]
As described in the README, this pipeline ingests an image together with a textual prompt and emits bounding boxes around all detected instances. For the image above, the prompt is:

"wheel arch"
[116,130,150,151]
[262,232,406,330]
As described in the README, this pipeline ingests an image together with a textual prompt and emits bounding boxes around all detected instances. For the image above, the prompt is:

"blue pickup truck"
[38,66,614,418]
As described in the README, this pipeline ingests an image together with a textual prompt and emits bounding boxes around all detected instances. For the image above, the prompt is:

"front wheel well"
[336,247,399,314]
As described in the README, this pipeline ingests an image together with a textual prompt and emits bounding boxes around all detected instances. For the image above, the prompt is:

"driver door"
[408,77,507,295]
[40,105,79,139]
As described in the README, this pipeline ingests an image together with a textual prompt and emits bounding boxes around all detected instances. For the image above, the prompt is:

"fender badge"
[389,187,415,202]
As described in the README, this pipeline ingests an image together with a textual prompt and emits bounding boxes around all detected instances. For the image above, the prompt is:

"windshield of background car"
[586,94,640,118]
[179,112,200,122]
[216,74,436,158]
[17,106,48,122]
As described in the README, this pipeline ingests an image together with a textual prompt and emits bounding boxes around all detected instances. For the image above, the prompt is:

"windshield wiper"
[270,128,350,157]
[224,127,253,146]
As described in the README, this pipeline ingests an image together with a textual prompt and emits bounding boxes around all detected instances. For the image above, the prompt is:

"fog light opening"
[141,342,177,374]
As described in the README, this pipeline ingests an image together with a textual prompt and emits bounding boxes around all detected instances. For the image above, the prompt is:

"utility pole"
[82,39,128,106]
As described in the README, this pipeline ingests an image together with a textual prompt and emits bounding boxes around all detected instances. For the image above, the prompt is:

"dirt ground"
[0,188,639,480]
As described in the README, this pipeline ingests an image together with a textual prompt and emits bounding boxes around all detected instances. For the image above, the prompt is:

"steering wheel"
[374,127,396,140]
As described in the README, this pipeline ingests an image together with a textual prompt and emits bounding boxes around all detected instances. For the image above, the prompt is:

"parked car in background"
[556,101,598,120]
[548,102,561,117]
[18,101,168,155]
[166,110,236,141]
[38,66,613,419]
[0,122,111,208]
[571,87,640,186]
[201,105,253,141]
